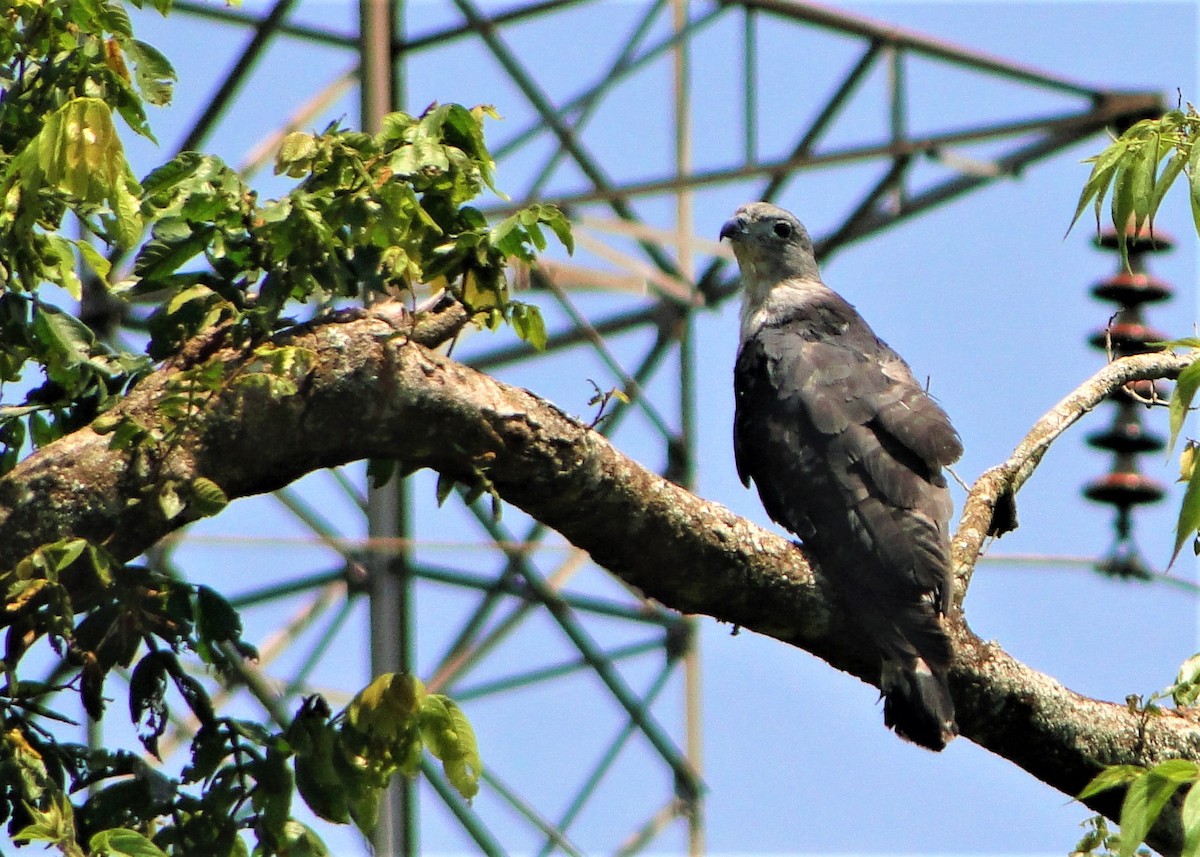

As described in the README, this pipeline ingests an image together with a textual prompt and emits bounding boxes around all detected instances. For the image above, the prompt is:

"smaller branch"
[951,349,1198,602]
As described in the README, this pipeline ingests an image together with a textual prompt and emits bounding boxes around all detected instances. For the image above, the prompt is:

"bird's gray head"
[719,202,821,285]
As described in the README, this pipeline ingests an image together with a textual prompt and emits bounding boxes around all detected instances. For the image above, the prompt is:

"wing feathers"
[733,289,959,749]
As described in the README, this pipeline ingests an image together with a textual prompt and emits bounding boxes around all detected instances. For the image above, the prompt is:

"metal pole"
[673,3,704,853]
[360,1,411,853]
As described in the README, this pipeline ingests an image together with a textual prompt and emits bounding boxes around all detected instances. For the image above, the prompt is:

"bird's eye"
[772,221,793,239]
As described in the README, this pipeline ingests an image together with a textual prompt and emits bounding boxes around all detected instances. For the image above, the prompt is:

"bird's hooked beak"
[719,214,748,243]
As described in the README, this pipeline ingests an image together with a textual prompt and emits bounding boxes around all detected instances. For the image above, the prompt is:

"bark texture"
[1,304,1198,854]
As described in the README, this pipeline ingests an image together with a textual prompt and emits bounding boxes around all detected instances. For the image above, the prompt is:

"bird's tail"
[881,657,956,752]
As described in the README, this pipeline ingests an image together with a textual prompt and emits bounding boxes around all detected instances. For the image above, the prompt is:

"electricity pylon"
[105,2,1164,853]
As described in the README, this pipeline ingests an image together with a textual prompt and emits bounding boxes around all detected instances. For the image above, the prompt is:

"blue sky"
[75,1,1200,854]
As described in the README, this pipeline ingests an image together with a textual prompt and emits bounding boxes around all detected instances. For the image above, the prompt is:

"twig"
[951,350,1198,603]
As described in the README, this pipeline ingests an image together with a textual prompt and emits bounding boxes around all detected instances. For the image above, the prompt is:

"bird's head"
[719,202,821,284]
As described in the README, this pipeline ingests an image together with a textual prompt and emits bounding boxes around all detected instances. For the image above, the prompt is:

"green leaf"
[1119,766,1192,857]
[122,38,176,107]
[75,238,113,283]
[276,131,319,177]
[1182,779,1200,857]
[89,827,169,857]
[541,206,574,254]
[276,820,331,857]
[250,748,293,837]
[47,537,88,573]
[1079,764,1145,800]
[157,479,185,520]
[419,695,480,800]
[510,302,547,351]
[111,176,145,249]
[1151,758,1200,783]
[1171,456,1200,568]
[291,713,352,825]
[1068,139,1128,235]
[1155,337,1200,351]
[189,477,228,517]
[345,673,425,749]
[346,774,381,836]
[1111,139,1156,268]
[195,584,246,649]
[13,795,75,845]
[1150,147,1188,229]
[45,235,83,300]
[166,283,215,315]
[129,651,171,757]
[1168,359,1200,453]
[1173,653,1200,708]
[29,411,57,449]
[33,305,97,368]
[1188,139,1200,240]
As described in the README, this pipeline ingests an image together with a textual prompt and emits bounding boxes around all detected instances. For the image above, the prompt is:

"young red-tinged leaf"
[1171,460,1200,568]
[1169,360,1200,453]
[1119,766,1191,857]
[88,828,169,857]
[1078,764,1146,800]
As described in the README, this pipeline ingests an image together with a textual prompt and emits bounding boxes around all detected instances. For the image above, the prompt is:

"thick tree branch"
[2,311,1199,854]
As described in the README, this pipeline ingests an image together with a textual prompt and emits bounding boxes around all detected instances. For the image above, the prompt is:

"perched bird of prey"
[721,202,961,751]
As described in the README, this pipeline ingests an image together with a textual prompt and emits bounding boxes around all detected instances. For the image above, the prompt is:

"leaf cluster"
[1078,759,1200,857]
[0,0,175,478]
[124,103,567,364]
[1069,104,1200,267]
[0,2,556,851]
[0,544,455,855]
[289,674,480,836]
